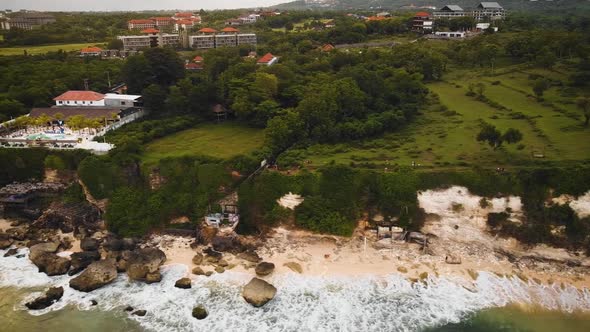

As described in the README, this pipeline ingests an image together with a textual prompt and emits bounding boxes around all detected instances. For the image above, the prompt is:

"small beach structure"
[204,192,239,232]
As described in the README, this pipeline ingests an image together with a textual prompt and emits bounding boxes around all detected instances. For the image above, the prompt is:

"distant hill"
[273,0,590,12]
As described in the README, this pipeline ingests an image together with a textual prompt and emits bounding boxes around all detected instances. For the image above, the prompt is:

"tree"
[477,123,523,149]
[142,84,167,112]
[121,55,153,94]
[143,48,185,86]
[165,86,189,114]
[576,97,590,126]
[107,39,124,50]
[44,155,66,170]
[532,78,550,99]
[264,110,304,154]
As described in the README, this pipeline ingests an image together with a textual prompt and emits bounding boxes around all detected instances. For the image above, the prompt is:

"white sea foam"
[1,247,589,332]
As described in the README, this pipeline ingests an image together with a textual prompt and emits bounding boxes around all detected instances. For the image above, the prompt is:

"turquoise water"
[27,133,66,140]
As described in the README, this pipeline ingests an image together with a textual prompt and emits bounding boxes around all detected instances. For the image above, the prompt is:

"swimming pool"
[27,133,67,140]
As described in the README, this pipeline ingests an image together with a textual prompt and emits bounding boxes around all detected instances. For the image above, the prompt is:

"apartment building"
[1,12,55,30]
[118,33,179,51]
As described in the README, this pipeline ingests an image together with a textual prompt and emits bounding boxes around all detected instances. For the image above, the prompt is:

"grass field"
[285,63,590,171]
[0,42,105,56]
[142,122,265,164]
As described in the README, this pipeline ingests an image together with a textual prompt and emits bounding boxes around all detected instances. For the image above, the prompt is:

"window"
[121,101,126,106]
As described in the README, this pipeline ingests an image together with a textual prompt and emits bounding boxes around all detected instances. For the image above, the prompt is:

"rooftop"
[441,5,464,11]
[199,27,217,33]
[129,19,154,24]
[104,93,142,101]
[141,28,160,34]
[221,27,240,33]
[415,11,431,17]
[53,91,105,102]
[257,53,276,64]
[479,2,503,9]
[81,47,102,53]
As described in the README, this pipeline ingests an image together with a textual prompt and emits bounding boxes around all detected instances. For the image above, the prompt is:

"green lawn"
[142,122,265,164]
[287,64,590,171]
[0,42,105,56]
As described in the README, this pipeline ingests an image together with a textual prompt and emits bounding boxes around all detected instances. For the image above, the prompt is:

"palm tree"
[576,97,590,126]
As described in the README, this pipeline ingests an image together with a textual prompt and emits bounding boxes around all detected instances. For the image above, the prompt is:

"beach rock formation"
[237,251,262,263]
[192,267,206,275]
[132,310,147,317]
[212,236,242,252]
[69,251,101,275]
[242,277,277,307]
[70,259,117,292]
[29,242,70,276]
[192,253,203,265]
[4,248,18,257]
[255,262,275,276]
[0,233,13,249]
[80,238,100,251]
[192,305,208,320]
[203,247,222,264]
[175,278,192,289]
[283,262,303,274]
[126,248,166,283]
[197,225,218,244]
[25,286,64,310]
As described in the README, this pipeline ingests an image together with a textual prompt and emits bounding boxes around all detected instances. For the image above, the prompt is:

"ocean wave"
[1,247,589,332]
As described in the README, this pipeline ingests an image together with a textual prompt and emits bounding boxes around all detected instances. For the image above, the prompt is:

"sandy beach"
[146,187,590,291]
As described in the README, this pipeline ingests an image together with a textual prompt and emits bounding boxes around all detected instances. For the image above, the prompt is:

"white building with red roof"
[80,46,102,56]
[54,91,106,106]
[257,53,278,66]
[128,19,156,30]
[151,17,175,27]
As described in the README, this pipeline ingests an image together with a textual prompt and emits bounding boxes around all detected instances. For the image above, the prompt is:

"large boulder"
[242,277,277,307]
[175,278,192,289]
[80,238,100,251]
[126,248,166,283]
[70,259,117,292]
[25,286,64,310]
[69,251,101,275]
[255,262,275,276]
[192,253,203,265]
[29,243,70,276]
[192,305,208,320]
[445,254,462,265]
[212,236,242,252]
[203,247,222,264]
[0,233,13,249]
[197,226,218,244]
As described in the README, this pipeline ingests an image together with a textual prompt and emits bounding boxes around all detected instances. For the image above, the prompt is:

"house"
[476,22,498,32]
[128,19,155,30]
[174,19,197,32]
[54,91,106,107]
[376,12,391,18]
[2,12,55,30]
[433,5,466,19]
[80,47,102,56]
[173,12,201,23]
[193,55,204,63]
[412,12,433,33]
[225,18,242,26]
[473,2,505,21]
[151,17,175,28]
[257,53,278,66]
[321,43,335,52]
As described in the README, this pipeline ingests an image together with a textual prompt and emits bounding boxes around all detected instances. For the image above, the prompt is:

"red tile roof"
[257,53,276,64]
[175,12,194,18]
[415,11,431,17]
[321,44,335,52]
[81,46,102,53]
[198,27,217,33]
[129,19,154,24]
[193,56,204,62]
[152,17,175,21]
[142,28,160,34]
[53,91,105,102]
[221,27,239,33]
[176,19,195,25]
[367,16,387,21]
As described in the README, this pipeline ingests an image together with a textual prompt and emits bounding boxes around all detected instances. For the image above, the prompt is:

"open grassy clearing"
[286,64,590,171]
[0,42,105,56]
[142,122,264,165]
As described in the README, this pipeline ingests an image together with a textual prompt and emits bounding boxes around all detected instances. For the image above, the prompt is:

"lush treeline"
[0,53,123,122]
[238,164,590,251]
[0,148,89,186]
